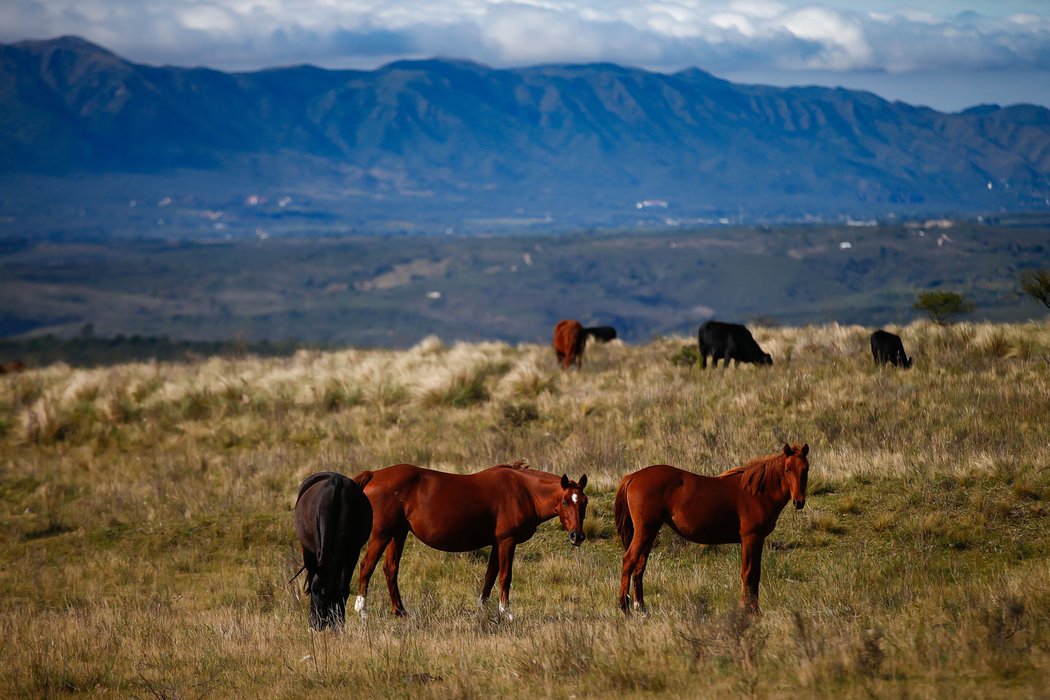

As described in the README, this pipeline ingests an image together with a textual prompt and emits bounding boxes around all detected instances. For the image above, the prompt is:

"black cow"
[697,320,773,369]
[870,330,912,368]
[584,326,618,343]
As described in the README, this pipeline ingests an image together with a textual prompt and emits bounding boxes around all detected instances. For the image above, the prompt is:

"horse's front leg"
[478,545,499,607]
[739,534,764,614]
[496,539,517,619]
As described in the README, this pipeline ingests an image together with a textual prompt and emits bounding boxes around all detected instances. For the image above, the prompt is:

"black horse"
[294,472,373,630]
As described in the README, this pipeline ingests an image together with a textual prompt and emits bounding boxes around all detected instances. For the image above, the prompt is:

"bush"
[914,290,975,325]
[669,344,701,367]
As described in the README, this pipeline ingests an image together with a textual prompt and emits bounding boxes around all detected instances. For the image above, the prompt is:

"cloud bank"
[3,0,1048,77]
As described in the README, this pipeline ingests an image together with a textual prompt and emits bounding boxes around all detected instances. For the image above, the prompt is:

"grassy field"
[1,321,1048,698]
[3,220,1048,344]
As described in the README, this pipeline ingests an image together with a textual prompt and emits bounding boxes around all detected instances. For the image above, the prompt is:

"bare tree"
[1020,270,1050,310]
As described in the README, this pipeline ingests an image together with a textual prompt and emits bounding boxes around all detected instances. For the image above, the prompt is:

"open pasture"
[1,321,1048,697]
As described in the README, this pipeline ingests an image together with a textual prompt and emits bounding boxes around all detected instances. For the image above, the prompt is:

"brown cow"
[553,320,586,370]
[0,361,25,375]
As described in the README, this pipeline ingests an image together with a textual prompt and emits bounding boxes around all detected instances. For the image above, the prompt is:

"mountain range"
[1,35,1049,237]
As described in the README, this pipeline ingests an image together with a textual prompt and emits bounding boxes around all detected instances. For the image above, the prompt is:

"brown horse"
[352,461,588,619]
[615,443,809,615]
[553,319,586,370]
[294,472,373,630]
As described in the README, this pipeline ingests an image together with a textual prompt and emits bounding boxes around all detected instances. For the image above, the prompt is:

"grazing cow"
[0,361,25,374]
[697,320,772,369]
[294,472,373,630]
[553,320,587,369]
[584,326,618,343]
[870,330,912,368]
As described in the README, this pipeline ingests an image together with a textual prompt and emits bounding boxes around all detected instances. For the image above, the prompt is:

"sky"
[2,1,1049,112]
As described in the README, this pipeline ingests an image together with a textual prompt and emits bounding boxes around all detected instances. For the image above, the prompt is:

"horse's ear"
[782,443,794,456]
[578,474,588,490]
[561,474,570,489]
[800,443,809,458]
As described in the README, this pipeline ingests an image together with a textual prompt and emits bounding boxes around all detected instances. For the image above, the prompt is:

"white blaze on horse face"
[354,595,367,619]
[571,493,578,504]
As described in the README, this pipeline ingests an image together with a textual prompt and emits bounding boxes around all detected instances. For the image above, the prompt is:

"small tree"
[1020,269,1050,310]
[914,290,975,325]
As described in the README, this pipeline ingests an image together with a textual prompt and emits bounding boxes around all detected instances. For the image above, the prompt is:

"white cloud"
[2,0,1048,78]
[780,7,873,69]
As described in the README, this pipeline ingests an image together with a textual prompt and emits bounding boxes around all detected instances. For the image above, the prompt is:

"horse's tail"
[614,474,634,550]
[352,470,374,489]
[316,475,344,568]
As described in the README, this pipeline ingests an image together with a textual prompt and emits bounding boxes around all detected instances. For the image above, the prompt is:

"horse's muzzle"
[793,499,806,510]
[569,531,585,546]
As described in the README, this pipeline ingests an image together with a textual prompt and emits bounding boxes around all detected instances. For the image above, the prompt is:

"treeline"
[0,334,320,368]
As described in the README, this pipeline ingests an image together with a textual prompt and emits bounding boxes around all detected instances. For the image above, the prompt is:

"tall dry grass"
[1,320,1048,697]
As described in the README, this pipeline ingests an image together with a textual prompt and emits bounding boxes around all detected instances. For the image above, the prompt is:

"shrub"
[501,402,539,427]
[669,344,701,367]
[913,290,975,325]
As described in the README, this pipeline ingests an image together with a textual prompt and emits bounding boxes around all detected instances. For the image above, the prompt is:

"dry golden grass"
[1,320,1048,697]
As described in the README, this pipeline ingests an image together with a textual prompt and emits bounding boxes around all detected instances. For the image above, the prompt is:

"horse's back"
[297,470,343,503]
[623,464,742,544]
[359,463,505,551]
[294,472,372,560]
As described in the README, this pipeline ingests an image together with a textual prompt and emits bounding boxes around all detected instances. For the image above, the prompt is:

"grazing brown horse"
[553,319,586,370]
[352,461,588,619]
[615,443,809,615]
[294,472,373,630]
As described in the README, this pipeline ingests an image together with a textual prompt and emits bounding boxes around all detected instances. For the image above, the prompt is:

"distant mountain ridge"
[1,35,1049,233]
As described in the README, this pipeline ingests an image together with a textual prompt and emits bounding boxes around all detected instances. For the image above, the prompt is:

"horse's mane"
[718,452,786,496]
[491,459,562,482]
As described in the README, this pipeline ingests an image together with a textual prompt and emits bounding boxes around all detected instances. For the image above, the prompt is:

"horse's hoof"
[633,601,649,617]
[498,603,514,621]
[394,608,409,618]
[354,595,367,620]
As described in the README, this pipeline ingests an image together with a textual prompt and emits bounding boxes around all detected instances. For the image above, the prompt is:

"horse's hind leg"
[355,533,391,619]
[382,528,409,617]
[620,525,659,615]
[630,529,659,615]
[618,551,635,613]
